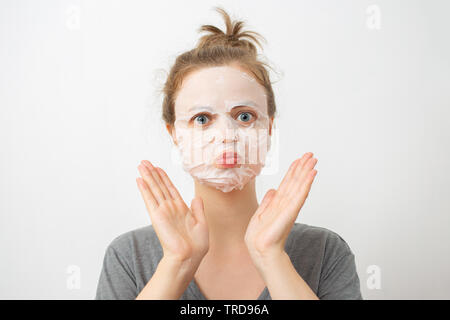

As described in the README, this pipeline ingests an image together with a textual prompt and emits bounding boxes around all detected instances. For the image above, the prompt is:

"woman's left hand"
[244,152,318,271]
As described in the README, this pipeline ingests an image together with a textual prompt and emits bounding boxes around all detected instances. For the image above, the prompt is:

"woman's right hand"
[136,160,209,272]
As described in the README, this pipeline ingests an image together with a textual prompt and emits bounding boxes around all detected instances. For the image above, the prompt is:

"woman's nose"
[222,136,238,143]
[220,127,238,143]
[214,117,238,143]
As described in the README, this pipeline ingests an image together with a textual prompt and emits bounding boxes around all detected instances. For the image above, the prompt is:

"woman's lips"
[215,151,240,168]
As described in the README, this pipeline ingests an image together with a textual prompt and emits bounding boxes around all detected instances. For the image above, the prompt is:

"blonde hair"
[162,7,277,125]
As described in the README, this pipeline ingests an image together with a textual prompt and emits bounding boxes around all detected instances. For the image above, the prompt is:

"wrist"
[160,255,194,276]
[160,254,201,280]
[252,249,289,275]
[136,256,197,300]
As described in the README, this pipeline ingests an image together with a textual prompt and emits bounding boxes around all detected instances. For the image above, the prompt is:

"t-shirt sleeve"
[317,232,363,300]
[95,243,138,300]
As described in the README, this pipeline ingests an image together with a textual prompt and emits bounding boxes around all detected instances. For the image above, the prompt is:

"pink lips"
[215,151,239,168]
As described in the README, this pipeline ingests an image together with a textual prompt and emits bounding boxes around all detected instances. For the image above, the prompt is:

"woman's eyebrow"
[228,100,259,108]
[227,101,262,112]
[187,105,215,113]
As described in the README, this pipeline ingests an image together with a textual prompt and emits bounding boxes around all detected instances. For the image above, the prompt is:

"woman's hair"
[162,6,277,125]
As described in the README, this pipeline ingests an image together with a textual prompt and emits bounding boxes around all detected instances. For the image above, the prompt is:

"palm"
[152,198,208,261]
[245,153,318,255]
[136,161,209,262]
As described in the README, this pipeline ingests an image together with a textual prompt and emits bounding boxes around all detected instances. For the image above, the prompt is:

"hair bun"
[196,7,266,56]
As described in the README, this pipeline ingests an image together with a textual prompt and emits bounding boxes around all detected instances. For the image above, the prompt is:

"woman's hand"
[136,160,209,272]
[244,152,318,271]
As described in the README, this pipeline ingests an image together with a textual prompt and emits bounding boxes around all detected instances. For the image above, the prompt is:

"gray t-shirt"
[95,222,363,300]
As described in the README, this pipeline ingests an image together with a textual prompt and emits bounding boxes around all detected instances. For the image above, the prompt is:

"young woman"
[95,7,362,300]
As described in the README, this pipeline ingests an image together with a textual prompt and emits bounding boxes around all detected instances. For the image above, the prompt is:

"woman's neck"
[194,179,259,255]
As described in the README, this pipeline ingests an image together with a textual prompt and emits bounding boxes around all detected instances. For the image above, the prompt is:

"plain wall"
[1,0,449,299]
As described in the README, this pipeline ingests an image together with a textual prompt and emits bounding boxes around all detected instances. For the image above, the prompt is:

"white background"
[1,0,449,299]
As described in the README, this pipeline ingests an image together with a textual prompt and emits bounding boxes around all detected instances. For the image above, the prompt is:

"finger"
[256,189,276,217]
[277,158,302,193]
[299,152,314,168]
[136,177,157,212]
[299,166,318,194]
[286,159,318,209]
[302,169,318,195]
[295,157,318,188]
[277,153,311,194]
[155,167,183,201]
[285,154,316,194]
[190,196,206,224]
[138,163,165,203]
[293,169,318,212]
[142,161,171,200]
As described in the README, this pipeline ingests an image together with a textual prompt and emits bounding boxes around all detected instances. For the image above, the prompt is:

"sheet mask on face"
[173,66,272,193]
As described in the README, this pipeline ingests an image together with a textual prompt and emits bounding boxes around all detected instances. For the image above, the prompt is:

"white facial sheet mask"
[173,66,272,192]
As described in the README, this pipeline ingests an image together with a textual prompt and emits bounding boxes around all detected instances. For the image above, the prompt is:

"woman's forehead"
[174,65,267,115]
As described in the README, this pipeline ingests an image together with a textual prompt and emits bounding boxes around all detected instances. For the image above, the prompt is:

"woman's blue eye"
[194,114,210,125]
[237,112,253,122]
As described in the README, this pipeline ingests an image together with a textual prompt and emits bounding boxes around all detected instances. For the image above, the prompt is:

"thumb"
[260,189,276,210]
[190,196,206,224]
[255,189,276,218]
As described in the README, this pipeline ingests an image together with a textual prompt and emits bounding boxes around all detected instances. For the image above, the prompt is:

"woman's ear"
[166,123,178,146]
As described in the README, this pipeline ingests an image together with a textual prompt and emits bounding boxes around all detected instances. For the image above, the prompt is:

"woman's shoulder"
[287,222,355,259]
[290,222,349,240]
[105,224,163,265]
[288,223,362,300]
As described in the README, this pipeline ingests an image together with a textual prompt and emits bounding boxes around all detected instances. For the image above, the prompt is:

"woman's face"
[170,64,273,192]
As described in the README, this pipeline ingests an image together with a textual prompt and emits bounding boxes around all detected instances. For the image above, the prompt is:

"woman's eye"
[194,114,210,125]
[237,112,253,123]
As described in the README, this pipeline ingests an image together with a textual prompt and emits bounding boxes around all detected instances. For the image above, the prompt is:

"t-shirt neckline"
[189,278,269,300]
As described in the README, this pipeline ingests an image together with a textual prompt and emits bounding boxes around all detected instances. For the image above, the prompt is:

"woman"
[95,7,362,300]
